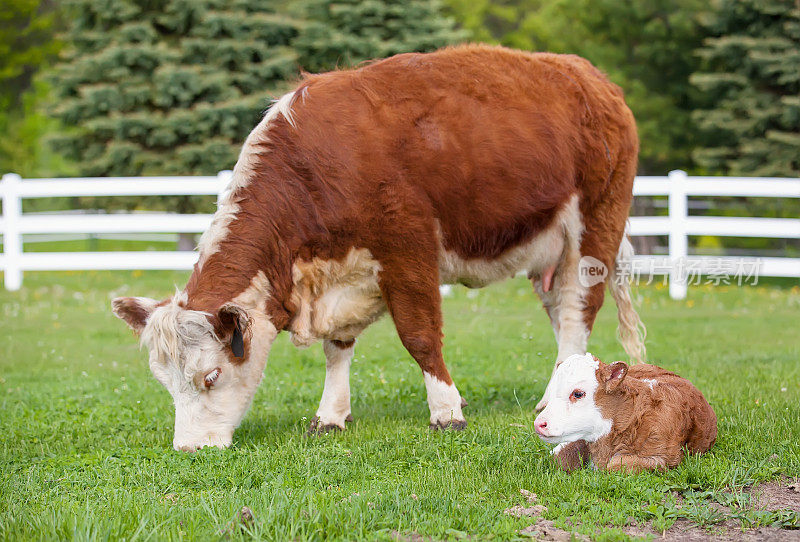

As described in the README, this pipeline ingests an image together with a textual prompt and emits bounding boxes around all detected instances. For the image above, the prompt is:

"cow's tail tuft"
[608,234,647,363]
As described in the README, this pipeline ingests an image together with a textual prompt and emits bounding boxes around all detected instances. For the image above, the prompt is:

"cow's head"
[112,293,277,451]
[533,353,616,445]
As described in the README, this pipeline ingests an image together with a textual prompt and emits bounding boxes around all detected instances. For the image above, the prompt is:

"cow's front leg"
[377,255,466,430]
[309,339,355,434]
[423,371,467,430]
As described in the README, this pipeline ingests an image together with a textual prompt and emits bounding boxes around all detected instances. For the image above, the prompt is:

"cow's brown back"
[284,45,636,261]
[187,45,637,320]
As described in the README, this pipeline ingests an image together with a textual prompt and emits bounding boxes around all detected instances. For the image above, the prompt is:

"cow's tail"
[608,233,647,363]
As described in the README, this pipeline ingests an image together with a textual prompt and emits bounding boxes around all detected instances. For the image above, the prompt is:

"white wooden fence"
[1,170,798,298]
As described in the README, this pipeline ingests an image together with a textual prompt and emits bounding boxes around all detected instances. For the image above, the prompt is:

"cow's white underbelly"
[438,224,564,288]
[437,196,578,288]
[288,196,577,345]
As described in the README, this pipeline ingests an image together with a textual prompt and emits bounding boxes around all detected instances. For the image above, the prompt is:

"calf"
[112,44,646,451]
[534,353,716,472]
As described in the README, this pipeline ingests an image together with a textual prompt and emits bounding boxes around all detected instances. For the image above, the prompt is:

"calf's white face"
[534,353,612,445]
[112,295,277,451]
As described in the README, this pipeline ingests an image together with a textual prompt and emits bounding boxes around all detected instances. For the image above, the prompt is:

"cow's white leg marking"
[423,372,466,428]
[313,340,355,429]
[535,195,590,411]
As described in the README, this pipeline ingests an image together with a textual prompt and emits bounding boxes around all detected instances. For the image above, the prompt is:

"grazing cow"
[112,44,646,451]
[535,353,717,472]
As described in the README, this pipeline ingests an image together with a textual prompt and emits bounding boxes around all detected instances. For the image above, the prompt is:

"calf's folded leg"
[554,440,592,472]
[606,453,671,473]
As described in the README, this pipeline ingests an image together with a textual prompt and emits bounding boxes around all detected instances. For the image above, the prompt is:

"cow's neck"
[183,155,321,330]
[183,242,294,330]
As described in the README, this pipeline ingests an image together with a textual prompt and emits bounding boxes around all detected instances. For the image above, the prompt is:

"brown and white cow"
[112,45,646,451]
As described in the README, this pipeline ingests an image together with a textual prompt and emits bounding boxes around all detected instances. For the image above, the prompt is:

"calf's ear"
[112,297,159,334]
[604,361,629,392]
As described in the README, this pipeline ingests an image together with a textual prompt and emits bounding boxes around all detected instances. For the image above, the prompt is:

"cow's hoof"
[429,419,467,431]
[307,415,350,435]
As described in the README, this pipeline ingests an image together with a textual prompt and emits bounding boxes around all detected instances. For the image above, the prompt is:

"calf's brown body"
[558,364,717,472]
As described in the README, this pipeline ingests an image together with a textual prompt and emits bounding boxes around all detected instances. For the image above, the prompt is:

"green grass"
[22,238,178,253]
[2,237,180,253]
[1,270,798,540]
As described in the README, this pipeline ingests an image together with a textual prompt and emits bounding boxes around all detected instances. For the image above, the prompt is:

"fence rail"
[2,170,799,298]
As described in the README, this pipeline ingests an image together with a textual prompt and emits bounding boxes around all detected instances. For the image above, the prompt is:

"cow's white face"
[112,295,277,451]
[534,353,612,445]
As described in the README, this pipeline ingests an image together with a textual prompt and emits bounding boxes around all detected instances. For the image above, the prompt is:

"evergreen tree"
[293,0,467,73]
[691,0,799,176]
[48,0,299,215]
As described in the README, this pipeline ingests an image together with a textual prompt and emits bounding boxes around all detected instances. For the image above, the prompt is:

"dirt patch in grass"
[518,518,589,541]
[506,489,589,541]
[391,481,800,542]
[625,518,799,541]
[389,531,431,542]
[623,479,800,541]
[752,478,800,513]
[388,529,479,541]
[504,504,549,518]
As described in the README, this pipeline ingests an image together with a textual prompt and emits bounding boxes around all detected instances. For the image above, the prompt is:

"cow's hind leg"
[378,259,466,430]
[309,339,355,434]
[533,231,626,411]
[533,196,591,411]
[534,148,643,411]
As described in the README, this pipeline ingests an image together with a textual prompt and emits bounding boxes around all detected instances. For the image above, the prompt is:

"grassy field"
[0,270,798,540]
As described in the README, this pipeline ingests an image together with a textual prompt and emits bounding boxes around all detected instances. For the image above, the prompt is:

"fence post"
[668,170,688,300]
[2,173,23,291]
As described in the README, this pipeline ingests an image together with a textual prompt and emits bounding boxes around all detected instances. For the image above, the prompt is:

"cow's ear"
[216,303,250,358]
[112,297,158,334]
[604,361,628,392]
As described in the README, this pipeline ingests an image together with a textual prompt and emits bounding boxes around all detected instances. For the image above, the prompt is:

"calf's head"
[534,353,628,445]
[112,294,277,451]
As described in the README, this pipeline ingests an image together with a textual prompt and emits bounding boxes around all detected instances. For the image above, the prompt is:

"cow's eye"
[570,389,585,400]
[203,368,221,388]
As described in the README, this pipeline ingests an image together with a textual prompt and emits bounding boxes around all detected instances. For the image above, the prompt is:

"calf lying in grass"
[534,353,716,472]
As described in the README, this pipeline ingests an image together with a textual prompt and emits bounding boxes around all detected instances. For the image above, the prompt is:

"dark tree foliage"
[0,0,60,107]
[0,0,63,176]
[293,0,467,73]
[48,0,299,196]
[691,0,799,176]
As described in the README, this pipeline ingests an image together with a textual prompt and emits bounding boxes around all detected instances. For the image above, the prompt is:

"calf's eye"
[570,389,585,401]
[204,368,221,388]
